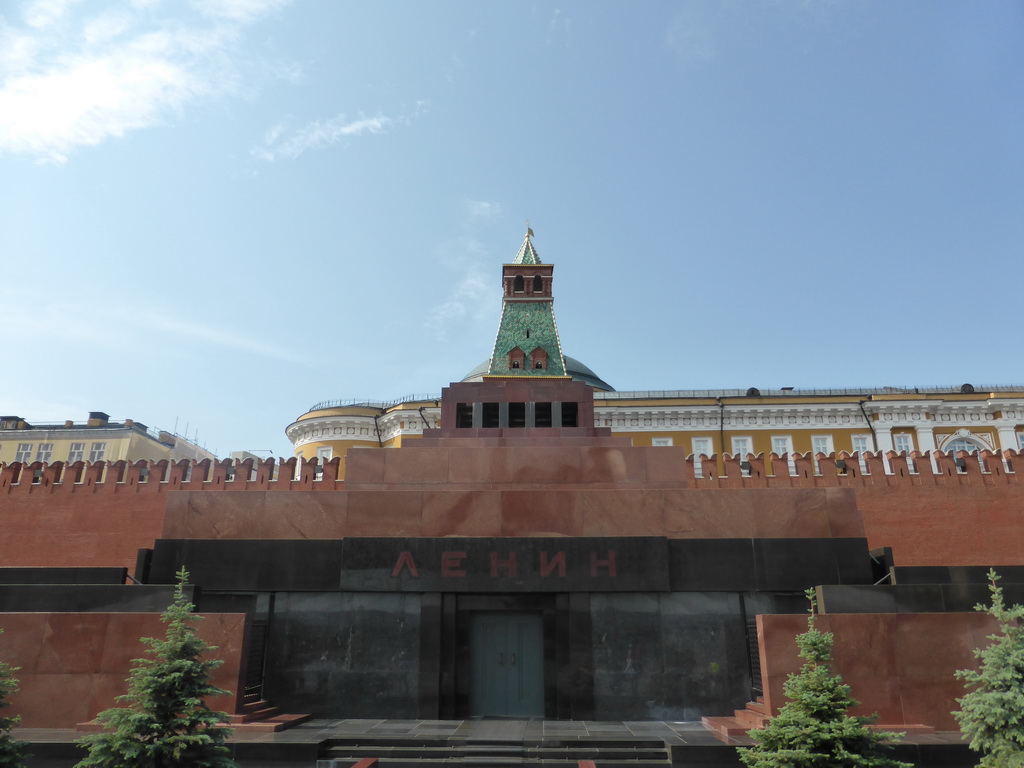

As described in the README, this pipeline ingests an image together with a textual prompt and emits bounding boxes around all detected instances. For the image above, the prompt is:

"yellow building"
[0,411,216,466]
[288,234,1024,474]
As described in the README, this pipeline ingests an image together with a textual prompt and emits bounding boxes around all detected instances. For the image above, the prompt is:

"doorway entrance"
[469,612,544,717]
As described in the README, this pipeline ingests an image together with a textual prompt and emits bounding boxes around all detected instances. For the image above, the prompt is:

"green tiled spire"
[513,229,542,265]
[487,231,568,378]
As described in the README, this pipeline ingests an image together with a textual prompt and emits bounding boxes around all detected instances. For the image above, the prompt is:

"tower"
[487,230,568,378]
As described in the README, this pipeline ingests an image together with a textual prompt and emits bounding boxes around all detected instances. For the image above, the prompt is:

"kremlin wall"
[1,232,1023,766]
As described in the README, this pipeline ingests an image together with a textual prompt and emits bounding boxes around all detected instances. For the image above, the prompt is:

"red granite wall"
[757,612,994,730]
[0,612,247,727]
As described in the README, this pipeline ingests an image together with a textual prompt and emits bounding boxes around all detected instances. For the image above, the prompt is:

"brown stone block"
[446,446,497,484]
[422,491,502,536]
[14,672,98,727]
[579,447,642,484]
[346,491,424,536]
[642,447,689,484]
[758,613,806,715]
[580,490,665,536]
[501,491,582,536]
[761,490,832,538]
[98,614,159,673]
[896,676,964,730]
[505,447,582,484]
[383,448,450,485]
[894,613,977,680]
[344,448,385,484]
[175,491,266,539]
[827,615,903,721]
[261,491,347,539]
[162,490,191,537]
[36,613,111,674]
[823,488,865,537]
[664,490,760,538]
[0,614,46,671]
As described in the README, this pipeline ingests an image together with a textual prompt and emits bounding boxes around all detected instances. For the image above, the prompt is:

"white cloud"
[250,113,392,161]
[465,200,503,221]
[425,238,497,336]
[0,0,293,163]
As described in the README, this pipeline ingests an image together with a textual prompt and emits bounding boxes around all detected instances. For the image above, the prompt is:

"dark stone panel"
[814,583,1024,614]
[942,582,1024,612]
[894,565,1024,586]
[0,567,126,585]
[342,537,669,592]
[668,539,756,591]
[150,540,345,591]
[417,593,442,718]
[263,592,420,719]
[0,584,187,612]
[753,538,871,592]
[567,592,594,719]
[818,584,899,614]
[590,592,750,721]
[742,591,809,617]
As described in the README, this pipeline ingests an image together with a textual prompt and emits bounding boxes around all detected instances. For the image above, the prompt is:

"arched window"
[529,346,548,371]
[533,275,543,293]
[508,346,525,370]
[513,275,524,293]
[535,361,543,369]
[945,438,982,454]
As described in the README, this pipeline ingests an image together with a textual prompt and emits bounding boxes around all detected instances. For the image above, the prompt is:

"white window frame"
[691,437,713,457]
[851,434,872,472]
[1017,432,1024,452]
[651,437,673,447]
[35,443,53,462]
[88,442,106,462]
[771,435,796,475]
[14,443,32,463]
[731,436,752,459]
[67,442,85,463]
[893,434,915,454]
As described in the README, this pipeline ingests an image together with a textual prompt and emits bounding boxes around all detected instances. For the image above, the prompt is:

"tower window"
[513,275,524,293]
[535,361,543,369]
[561,402,578,428]
[482,403,499,429]
[529,346,548,371]
[533,275,543,293]
[512,361,520,368]
[508,346,525,370]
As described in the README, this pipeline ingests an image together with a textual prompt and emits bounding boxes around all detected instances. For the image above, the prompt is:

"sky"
[1,0,1022,458]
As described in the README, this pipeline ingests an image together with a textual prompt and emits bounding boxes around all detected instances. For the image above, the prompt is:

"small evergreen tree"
[0,627,30,767]
[76,568,237,768]
[954,569,1024,768]
[739,590,910,768]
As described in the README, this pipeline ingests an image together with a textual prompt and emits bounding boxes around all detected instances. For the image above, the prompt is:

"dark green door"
[469,612,544,717]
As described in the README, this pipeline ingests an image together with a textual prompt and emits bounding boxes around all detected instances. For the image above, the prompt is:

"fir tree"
[0,627,30,768]
[739,590,910,768]
[954,569,1024,768]
[76,568,237,768]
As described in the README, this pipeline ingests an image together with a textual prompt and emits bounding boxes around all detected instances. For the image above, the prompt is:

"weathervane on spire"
[526,220,534,239]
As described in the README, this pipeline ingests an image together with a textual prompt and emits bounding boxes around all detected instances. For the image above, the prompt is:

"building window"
[812,435,834,455]
[509,402,526,428]
[535,402,552,428]
[945,438,981,455]
[692,437,713,457]
[508,346,525,370]
[533,275,543,293]
[315,446,332,462]
[455,403,473,428]
[89,442,106,462]
[652,437,673,447]
[1017,432,1024,451]
[35,443,53,462]
[731,436,752,458]
[68,443,85,463]
[893,434,914,454]
[14,443,32,463]
[561,401,578,428]
[772,435,796,474]
[481,403,499,429]
[513,275,524,293]
[851,434,871,472]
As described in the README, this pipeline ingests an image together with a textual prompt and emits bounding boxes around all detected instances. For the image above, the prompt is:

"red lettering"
[540,551,566,577]
[490,551,517,577]
[590,550,616,577]
[391,551,420,578]
[441,551,467,577]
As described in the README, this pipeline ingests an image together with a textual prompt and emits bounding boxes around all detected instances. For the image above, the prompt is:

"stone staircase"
[701,697,771,742]
[702,697,937,744]
[315,736,671,768]
[225,699,311,734]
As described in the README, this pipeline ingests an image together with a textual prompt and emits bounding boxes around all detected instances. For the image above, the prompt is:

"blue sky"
[1,0,1022,458]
